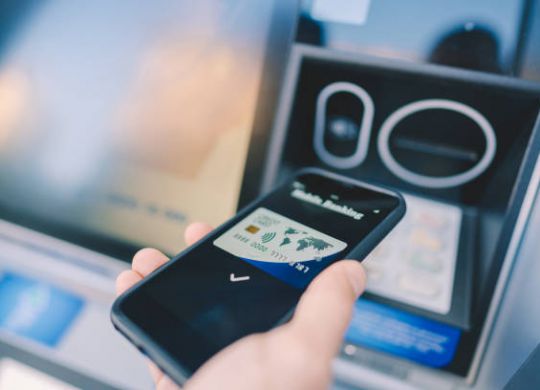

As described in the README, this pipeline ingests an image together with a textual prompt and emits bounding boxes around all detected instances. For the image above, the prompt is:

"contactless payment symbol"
[261,232,277,243]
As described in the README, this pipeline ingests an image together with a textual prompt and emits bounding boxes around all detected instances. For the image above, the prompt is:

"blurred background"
[0,1,272,256]
[0,0,538,389]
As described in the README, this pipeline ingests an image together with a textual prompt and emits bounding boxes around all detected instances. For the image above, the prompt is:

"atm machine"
[260,43,539,389]
[0,1,539,389]
[245,1,540,388]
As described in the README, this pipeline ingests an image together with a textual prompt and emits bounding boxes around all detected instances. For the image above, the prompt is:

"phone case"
[111,167,406,385]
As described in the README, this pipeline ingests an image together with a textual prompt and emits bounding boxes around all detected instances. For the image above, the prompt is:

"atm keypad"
[363,194,462,314]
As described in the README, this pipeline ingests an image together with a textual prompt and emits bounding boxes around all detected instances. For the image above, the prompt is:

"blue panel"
[0,272,84,347]
[346,299,461,367]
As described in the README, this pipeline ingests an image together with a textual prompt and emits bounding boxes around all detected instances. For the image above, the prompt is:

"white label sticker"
[311,0,371,26]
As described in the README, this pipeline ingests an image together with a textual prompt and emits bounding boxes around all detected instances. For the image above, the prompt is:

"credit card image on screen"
[111,168,405,385]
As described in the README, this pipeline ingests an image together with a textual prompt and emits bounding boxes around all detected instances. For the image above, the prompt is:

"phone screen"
[117,172,401,373]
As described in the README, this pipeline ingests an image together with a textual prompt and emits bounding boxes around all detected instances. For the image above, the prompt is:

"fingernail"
[344,261,366,297]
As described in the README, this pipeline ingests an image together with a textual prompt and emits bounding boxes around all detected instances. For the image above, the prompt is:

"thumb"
[288,260,366,359]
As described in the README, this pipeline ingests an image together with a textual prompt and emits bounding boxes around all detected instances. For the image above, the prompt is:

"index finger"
[132,248,169,278]
[131,223,213,278]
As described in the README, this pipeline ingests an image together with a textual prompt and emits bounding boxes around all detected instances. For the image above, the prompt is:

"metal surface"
[473,163,540,388]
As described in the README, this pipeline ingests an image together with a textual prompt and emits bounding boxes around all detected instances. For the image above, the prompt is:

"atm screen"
[0,1,296,257]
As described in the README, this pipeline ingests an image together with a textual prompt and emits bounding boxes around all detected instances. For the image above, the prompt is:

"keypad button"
[413,211,449,231]
[398,273,441,297]
[409,228,444,252]
[408,252,444,273]
[364,263,384,284]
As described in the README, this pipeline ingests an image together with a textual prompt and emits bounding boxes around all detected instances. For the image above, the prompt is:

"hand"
[116,223,366,390]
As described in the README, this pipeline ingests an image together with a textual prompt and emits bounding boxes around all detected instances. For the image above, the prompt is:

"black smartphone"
[111,168,405,385]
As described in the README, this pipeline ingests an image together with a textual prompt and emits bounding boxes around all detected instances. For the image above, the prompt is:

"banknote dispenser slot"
[263,44,540,380]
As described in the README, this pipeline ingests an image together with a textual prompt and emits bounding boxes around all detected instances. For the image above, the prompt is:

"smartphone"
[111,168,405,385]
